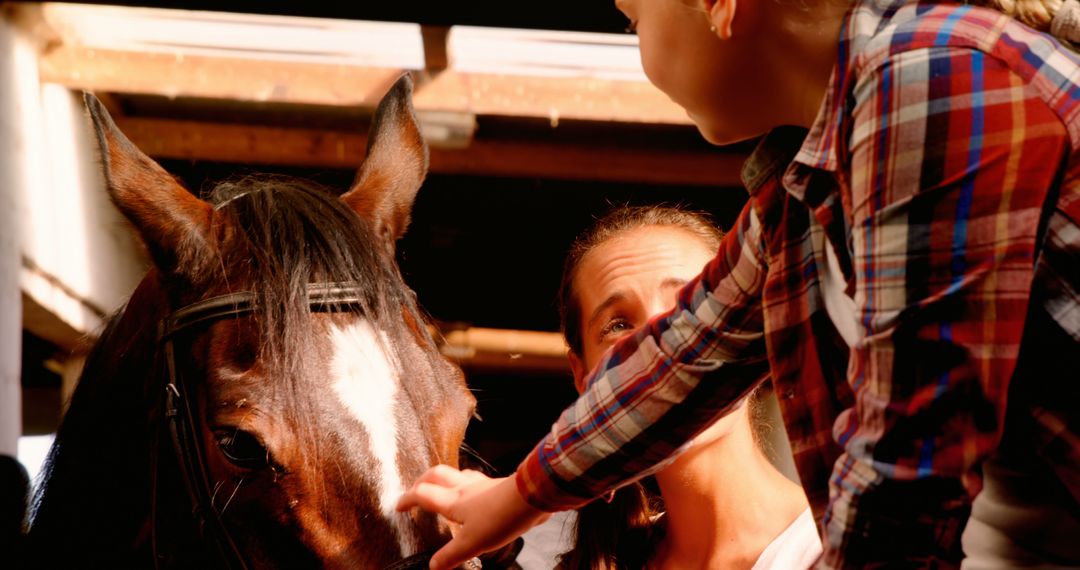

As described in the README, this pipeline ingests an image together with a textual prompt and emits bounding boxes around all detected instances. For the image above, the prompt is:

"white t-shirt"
[518,507,821,570]
[752,507,822,570]
[517,510,576,570]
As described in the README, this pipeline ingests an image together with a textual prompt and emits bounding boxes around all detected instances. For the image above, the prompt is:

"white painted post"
[0,7,30,457]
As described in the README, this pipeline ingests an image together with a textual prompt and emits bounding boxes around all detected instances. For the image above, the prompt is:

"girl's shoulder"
[855,0,1080,74]
[847,0,1080,144]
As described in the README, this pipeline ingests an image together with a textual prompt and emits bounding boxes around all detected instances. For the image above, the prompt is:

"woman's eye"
[600,318,633,339]
[214,428,270,470]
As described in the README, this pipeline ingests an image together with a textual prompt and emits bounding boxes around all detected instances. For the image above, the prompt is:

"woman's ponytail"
[556,482,660,570]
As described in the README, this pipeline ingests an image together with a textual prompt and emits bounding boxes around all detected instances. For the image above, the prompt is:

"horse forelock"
[198,175,456,562]
[203,174,437,439]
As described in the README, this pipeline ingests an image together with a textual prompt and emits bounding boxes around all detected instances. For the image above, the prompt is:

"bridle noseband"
[155,283,479,570]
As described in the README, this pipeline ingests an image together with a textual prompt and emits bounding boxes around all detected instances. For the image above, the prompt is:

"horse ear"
[84,93,213,275]
[340,74,429,249]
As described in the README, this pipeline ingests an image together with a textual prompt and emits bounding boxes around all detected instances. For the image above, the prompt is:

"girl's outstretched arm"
[396,465,548,570]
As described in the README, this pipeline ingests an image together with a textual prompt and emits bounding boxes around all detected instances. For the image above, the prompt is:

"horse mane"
[26,175,431,565]
[25,270,168,565]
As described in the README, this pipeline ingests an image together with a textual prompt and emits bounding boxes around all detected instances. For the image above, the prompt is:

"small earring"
[709,24,718,33]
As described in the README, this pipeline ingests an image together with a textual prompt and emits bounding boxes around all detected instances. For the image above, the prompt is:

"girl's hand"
[396,465,549,570]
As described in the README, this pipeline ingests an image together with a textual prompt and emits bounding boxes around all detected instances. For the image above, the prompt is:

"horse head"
[27,76,481,569]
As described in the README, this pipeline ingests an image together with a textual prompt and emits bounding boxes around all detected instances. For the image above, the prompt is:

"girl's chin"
[685,111,730,145]
[695,119,766,147]
[694,121,730,146]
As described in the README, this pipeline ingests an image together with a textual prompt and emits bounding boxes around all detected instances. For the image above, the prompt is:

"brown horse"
[23,76,486,569]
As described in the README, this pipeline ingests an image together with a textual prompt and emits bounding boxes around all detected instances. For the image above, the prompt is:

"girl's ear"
[703,0,738,39]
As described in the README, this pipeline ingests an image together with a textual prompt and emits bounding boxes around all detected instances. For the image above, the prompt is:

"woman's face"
[615,0,774,143]
[569,224,746,445]
[571,225,713,373]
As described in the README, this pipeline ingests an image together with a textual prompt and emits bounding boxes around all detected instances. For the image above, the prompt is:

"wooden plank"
[442,327,567,359]
[421,25,450,72]
[39,46,405,107]
[448,351,570,375]
[40,44,693,125]
[113,117,747,187]
[113,117,367,168]
[413,70,691,125]
[440,327,570,375]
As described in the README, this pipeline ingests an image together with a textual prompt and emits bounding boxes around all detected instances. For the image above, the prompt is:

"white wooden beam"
[0,10,30,455]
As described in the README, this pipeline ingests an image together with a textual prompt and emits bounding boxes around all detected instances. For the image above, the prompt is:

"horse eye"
[214,428,270,470]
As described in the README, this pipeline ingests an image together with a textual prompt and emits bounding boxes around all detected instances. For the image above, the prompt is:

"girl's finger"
[429,536,482,570]
[396,481,460,518]
[419,464,470,487]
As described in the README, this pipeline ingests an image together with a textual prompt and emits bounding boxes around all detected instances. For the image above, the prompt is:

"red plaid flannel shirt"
[517,0,1080,566]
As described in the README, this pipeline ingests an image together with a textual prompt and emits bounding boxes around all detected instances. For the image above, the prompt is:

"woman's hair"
[557,204,724,358]
[556,205,739,570]
[557,484,661,570]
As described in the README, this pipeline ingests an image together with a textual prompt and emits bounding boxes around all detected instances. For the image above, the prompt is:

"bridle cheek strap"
[161,331,249,570]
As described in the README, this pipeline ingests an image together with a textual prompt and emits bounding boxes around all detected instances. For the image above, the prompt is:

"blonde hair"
[969,0,1080,44]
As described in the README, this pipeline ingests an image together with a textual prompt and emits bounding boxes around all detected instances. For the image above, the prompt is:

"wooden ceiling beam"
[112,117,747,187]
[39,45,692,125]
[439,327,570,375]
[412,70,690,125]
[39,46,404,108]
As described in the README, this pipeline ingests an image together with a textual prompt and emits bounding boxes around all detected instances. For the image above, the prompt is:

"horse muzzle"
[381,552,481,570]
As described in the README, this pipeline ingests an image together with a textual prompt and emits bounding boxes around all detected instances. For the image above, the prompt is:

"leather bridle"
[154,283,480,570]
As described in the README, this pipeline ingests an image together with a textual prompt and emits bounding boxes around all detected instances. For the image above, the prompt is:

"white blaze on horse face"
[328,320,416,554]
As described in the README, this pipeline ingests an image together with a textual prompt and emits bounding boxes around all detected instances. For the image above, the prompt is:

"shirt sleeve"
[515,198,772,511]
[821,46,1071,567]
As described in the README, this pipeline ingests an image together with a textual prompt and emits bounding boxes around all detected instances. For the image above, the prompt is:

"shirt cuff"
[514,440,591,513]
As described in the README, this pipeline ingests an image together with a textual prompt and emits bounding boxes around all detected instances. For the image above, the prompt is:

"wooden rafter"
[112,117,747,186]
[439,327,570,375]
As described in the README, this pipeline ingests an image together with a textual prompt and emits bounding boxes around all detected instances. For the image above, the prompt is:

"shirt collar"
[740,127,811,194]
[784,0,915,199]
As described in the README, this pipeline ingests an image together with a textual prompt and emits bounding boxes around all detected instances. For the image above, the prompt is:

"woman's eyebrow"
[586,291,628,330]
[660,277,689,291]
